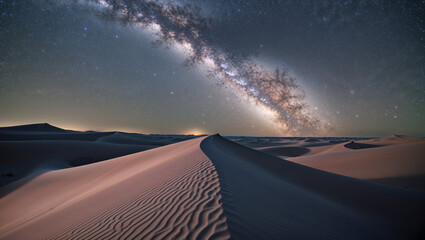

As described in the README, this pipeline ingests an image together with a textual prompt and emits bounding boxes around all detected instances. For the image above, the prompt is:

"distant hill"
[0,123,67,132]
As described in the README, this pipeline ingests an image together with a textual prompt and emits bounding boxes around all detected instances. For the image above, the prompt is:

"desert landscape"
[2,0,424,239]
[0,123,424,239]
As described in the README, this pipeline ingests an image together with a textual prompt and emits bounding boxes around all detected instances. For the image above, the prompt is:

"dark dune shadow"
[226,137,295,148]
[344,141,382,150]
[0,173,41,198]
[200,134,425,240]
[303,142,340,147]
[328,140,350,144]
[259,146,310,157]
[372,175,425,191]
[237,141,294,148]
[0,124,204,189]
[0,140,147,187]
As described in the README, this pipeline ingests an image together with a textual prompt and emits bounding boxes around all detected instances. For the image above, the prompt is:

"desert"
[1,124,424,239]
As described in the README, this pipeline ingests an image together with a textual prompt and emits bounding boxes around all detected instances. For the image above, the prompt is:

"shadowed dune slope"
[0,137,229,240]
[0,125,200,188]
[201,134,425,240]
[0,140,149,188]
[255,146,310,157]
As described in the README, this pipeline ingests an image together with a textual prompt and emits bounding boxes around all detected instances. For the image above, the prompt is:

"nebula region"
[79,0,322,135]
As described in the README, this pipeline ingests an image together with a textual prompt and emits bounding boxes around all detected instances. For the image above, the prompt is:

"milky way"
[74,0,324,135]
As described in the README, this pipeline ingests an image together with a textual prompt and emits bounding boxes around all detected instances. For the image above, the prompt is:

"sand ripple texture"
[0,137,230,240]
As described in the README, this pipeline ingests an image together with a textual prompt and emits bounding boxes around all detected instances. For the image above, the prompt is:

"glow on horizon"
[0,121,212,136]
[183,129,208,136]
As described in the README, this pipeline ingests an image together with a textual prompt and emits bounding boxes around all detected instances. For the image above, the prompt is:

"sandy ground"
[0,137,229,240]
[238,135,425,191]
[0,124,424,239]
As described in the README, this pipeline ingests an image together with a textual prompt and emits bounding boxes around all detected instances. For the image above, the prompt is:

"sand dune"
[0,140,148,188]
[0,137,229,240]
[96,132,189,146]
[255,146,310,158]
[202,135,424,240]
[230,136,360,159]
[0,125,198,188]
[1,127,424,239]
[238,135,425,190]
[290,136,425,190]
[361,135,425,145]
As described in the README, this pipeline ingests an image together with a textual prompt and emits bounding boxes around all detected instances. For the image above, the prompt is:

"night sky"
[1,0,424,136]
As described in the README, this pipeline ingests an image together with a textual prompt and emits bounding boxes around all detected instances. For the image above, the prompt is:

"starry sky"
[0,0,424,136]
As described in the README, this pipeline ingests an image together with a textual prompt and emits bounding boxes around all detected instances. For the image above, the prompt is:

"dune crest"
[0,137,230,240]
[1,131,424,240]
